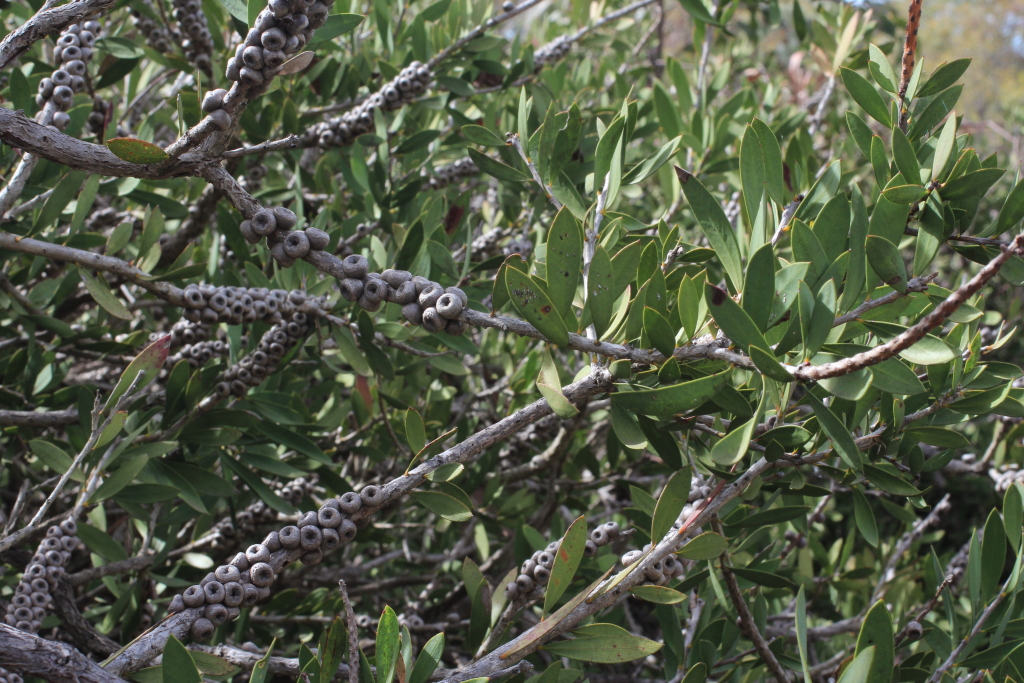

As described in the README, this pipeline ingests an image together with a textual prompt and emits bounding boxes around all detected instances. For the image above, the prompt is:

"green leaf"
[623,136,681,185]
[410,491,473,521]
[917,58,971,98]
[840,67,892,127]
[908,85,963,139]
[847,112,874,158]
[504,260,570,347]
[705,283,770,354]
[728,506,811,529]
[861,321,957,364]
[162,635,202,683]
[643,307,676,358]
[729,566,796,590]
[676,167,744,291]
[610,403,647,449]
[405,409,426,454]
[855,602,893,683]
[218,0,247,23]
[805,393,862,471]
[77,523,127,561]
[375,607,401,683]
[676,0,721,26]
[467,148,530,183]
[544,515,588,612]
[863,463,922,496]
[588,245,615,337]
[869,359,927,395]
[981,509,1007,600]
[462,124,506,147]
[79,268,133,320]
[740,125,766,226]
[30,439,79,480]
[651,468,692,542]
[932,112,958,182]
[865,236,908,293]
[309,14,364,42]
[676,531,728,560]
[610,371,730,420]
[749,345,793,382]
[868,44,897,93]
[941,168,1005,201]
[881,184,927,205]
[90,454,149,502]
[629,585,686,604]
[903,426,970,448]
[545,207,582,317]
[34,170,87,231]
[853,486,879,547]
[743,243,775,332]
[891,126,921,184]
[710,418,755,467]
[751,118,785,206]
[594,116,625,189]
[550,103,583,181]
[1005,483,1024,553]
[537,349,579,419]
[838,647,875,683]
[542,627,662,663]
[106,334,171,410]
[105,138,170,164]
[409,633,444,683]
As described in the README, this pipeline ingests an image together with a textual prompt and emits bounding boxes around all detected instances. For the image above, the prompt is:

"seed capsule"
[273,207,298,230]
[515,575,534,592]
[283,230,310,258]
[338,492,362,513]
[418,283,444,308]
[305,227,329,250]
[249,562,275,587]
[191,617,215,641]
[182,585,206,607]
[338,518,357,543]
[435,292,463,319]
[342,254,369,278]
[421,307,445,333]
[207,109,232,130]
[402,303,423,325]
[360,485,382,507]
[279,525,301,549]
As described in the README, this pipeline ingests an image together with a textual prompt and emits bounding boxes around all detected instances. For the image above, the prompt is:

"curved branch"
[0,623,127,683]
[0,0,116,73]
[0,408,79,427]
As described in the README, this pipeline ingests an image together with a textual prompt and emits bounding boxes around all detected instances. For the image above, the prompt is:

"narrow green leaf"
[891,125,921,184]
[805,393,862,471]
[410,491,473,522]
[852,486,879,547]
[675,167,744,291]
[106,334,171,410]
[1006,483,1024,553]
[981,509,1007,601]
[504,259,570,346]
[711,418,755,466]
[932,112,958,182]
[881,184,927,205]
[705,283,770,353]
[467,148,530,183]
[651,468,692,542]
[106,138,170,164]
[537,349,579,419]
[868,44,897,93]
[376,606,401,683]
[865,235,908,292]
[248,639,276,683]
[544,515,588,612]
[743,243,775,332]
[837,647,875,683]
[676,532,728,560]
[840,67,892,127]
[79,268,133,320]
[796,586,812,683]
[863,463,922,496]
[319,617,347,683]
[542,629,662,663]
[855,602,893,683]
[643,307,677,358]
[545,207,583,317]
[629,585,686,604]
[461,124,506,147]
[408,633,445,683]
[162,635,202,683]
[405,409,426,454]
[610,371,730,419]
[917,58,971,98]
[751,118,785,206]
[588,245,615,337]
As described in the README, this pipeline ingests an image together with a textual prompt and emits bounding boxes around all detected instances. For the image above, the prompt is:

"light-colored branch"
[222,135,301,158]
[0,408,79,428]
[507,133,561,209]
[0,623,126,683]
[427,0,548,69]
[0,0,116,73]
[338,580,359,683]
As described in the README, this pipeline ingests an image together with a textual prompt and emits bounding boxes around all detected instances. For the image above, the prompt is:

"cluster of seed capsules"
[178,284,326,326]
[237,206,330,268]
[304,62,435,149]
[336,255,469,336]
[990,463,1024,493]
[210,476,315,546]
[504,521,621,602]
[167,336,232,369]
[619,544,685,586]
[168,486,383,640]
[131,4,176,53]
[423,158,479,191]
[171,0,214,73]
[533,35,572,68]
[224,0,330,92]
[0,518,80,681]
[240,162,269,192]
[214,310,312,397]
[34,22,101,131]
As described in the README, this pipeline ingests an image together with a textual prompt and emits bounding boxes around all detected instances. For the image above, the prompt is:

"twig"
[426,0,548,70]
[832,274,936,326]
[0,622,125,683]
[770,195,803,246]
[872,494,952,601]
[894,574,955,647]
[927,573,1011,683]
[338,580,359,683]
[507,133,561,209]
[222,135,301,158]
[897,0,923,132]
[0,408,79,428]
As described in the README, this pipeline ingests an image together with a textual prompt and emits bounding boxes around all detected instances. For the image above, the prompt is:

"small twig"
[770,195,804,246]
[338,580,359,683]
[507,133,561,209]
[222,135,301,158]
[897,0,923,131]
[894,574,955,647]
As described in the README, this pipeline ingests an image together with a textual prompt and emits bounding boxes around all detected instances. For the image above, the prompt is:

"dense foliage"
[1,0,1024,682]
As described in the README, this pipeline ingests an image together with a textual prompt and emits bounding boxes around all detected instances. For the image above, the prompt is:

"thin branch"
[897,0,923,132]
[0,0,116,73]
[0,408,79,428]
[507,133,561,209]
[222,135,302,158]
[0,623,126,683]
[338,580,359,683]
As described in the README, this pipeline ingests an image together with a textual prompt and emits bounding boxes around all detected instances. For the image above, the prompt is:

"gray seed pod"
[435,292,463,319]
[249,562,274,587]
[207,109,232,131]
[521,559,536,575]
[421,307,445,333]
[205,602,229,626]
[202,577,225,602]
[168,594,186,613]
[182,585,205,608]
[906,620,923,641]
[271,242,295,267]
[601,521,620,538]
[390,280,417,304]
[215,565,241,584]
[279,525,301,549]
[362,277,389,304]
[381,269,412,288]
[256,585,272,601]
[338,517,357,543]
[202,88,227,112]
[252,209,277,235]
[230,552,251,571]
[45,526,63,539]
[339,278,364,302]
[246,544,271,565]
[42,537,61,552]
[357,294,381,312]
[31,577,49,594]
[445,319,468,336]
[302,548,323,565]
[537,552,554,569]
[240,66,264,86]
[418,283,444,308]
[584,539,599,557]
[591,528,610,545]
[273,207,298,230]
[298,511,318,527]
[322,527,341,551]
[318,506,343,529]
[502,0,514,10]
[283,231,310,258]
[242,45,264,69]
[645,568,664,584]
[305,227,329,250]
[45,550,63,566]
[263,49,286,68]
[226,58,241,81]
[505,582,520,600]
[533,565,551,583]
[360,485,382,507]
[338,492,362,513]
[515,574,534,593]
[342,254,369,278]
[446,286,468,306]
[191,617,215,641]
[621,550,642,566]
[242,583,261,606]
[402,303,423,325]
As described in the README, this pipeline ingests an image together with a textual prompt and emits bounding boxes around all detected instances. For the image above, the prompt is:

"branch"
[0,623,127,683]
[0,0,116,73]
[0,408,79,428]
[793,234,1024,381]
[338,580,359,683]
[427,0,548,69]
[897,0,923,131]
